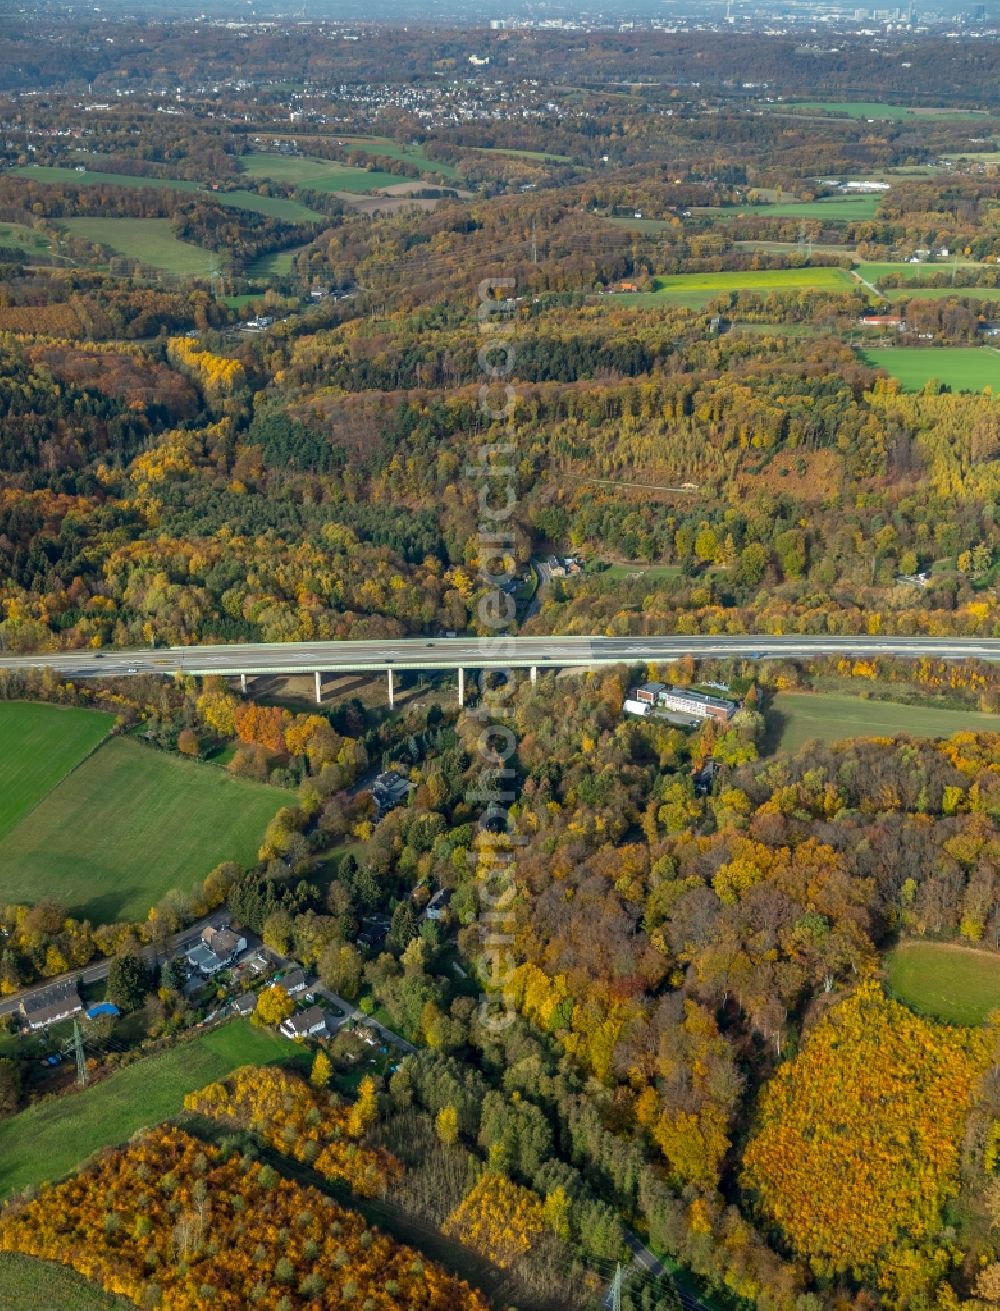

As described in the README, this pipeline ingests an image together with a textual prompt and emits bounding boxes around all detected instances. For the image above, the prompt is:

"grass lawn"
[602,562,683,580]
[13,165,325,223]
[0,221,51,255]
[0,736,285,922]
[608,288,721,309]
[244,244,310,279]
[333,137,461,179]
[769,100,985,120]
[57,217,219,278]
[861,346,1000,392]
[734,238,855,256]
[648,266,857,306]
[731,321,819,337]
[0,703,115,842]
[886,941,1000,1026]
[239,153,402,194]
[722,195,883,221]
[0,1021,298,1199]
[470,145,573,164]
[601,214,675,234]
[0,1253,128,1309]
[884,285,1000,303]
[768,691,1000,755]
[856,260,988,284]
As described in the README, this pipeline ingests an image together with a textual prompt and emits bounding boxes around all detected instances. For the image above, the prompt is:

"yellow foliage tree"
[253,983,293,1028]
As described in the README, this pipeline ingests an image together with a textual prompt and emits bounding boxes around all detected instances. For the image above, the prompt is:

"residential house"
[358,915,390,951]
[371,770,414,817]
[231,992,257,1018]
[280,1006,331,1040]
[425,889,452,922]
[280,968,309,997]
[186,924,248,976]
[20,980,83,1032]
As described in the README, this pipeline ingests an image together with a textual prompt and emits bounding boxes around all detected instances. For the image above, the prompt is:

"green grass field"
[861,346,1000,392]
[884,285,1000,303]
[244,243,310,279]
[0,1254,128,1309]
[602,562,683,580]
[856,260,988,285]
[0,221,51,255]
[601,214,674,234]
[734,238,855,256]
[886,941,1000,1026]
[0,1022,297,1199]
[57,217,220,278]
[0,736,284,921]
[470,145,573,164]
[612,289,722,309]
[0,703,115,842]
[617,265,859,309]
[769,100,986,121]
[769,691,1000,755]
[12,165,325,223]
[332,136,461,179]
[724,195,883,221]
[238,152,403,194]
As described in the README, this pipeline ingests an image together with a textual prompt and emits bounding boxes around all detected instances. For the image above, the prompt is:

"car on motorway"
[127,666,139,674]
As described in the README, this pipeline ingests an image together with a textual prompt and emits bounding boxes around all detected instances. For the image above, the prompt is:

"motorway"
[1,633,999,681]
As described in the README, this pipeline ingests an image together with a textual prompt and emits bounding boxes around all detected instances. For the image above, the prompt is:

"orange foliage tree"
[741,981,995,1298]
[184,1065,400,1197]
[0,1124,486,1311]
[442,1171,545,1269]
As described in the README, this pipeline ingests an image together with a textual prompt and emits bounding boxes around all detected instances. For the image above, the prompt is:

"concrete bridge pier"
[388,668,395,709]
[530,665,537,686]
[240,673,247,694]
[314,671,322,704]
[458,668,465,707]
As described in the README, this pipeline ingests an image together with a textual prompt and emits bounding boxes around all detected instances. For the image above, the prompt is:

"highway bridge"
[1,634,998,706]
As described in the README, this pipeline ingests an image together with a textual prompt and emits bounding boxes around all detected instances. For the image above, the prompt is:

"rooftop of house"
[281,1005,329,1036]
[21,979,82,1016]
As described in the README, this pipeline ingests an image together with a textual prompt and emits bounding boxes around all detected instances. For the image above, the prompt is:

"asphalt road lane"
[1,634,998,679]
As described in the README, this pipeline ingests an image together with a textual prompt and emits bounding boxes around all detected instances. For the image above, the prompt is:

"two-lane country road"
[0,633,999,682]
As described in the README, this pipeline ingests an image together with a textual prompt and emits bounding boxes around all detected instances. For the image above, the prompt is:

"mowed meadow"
[767,691,1000,755]
[608,265,860,309]
[862,346,1000,392]
[0,703,285,922]
[887,941,1000,1027]
[0,1021,297,1199]
[0,1253,129,1310]
[0,702,115,840]
[58,217,220,278]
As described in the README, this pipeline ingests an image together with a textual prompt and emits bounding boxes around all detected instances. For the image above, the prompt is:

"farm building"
[860,314,906,330]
